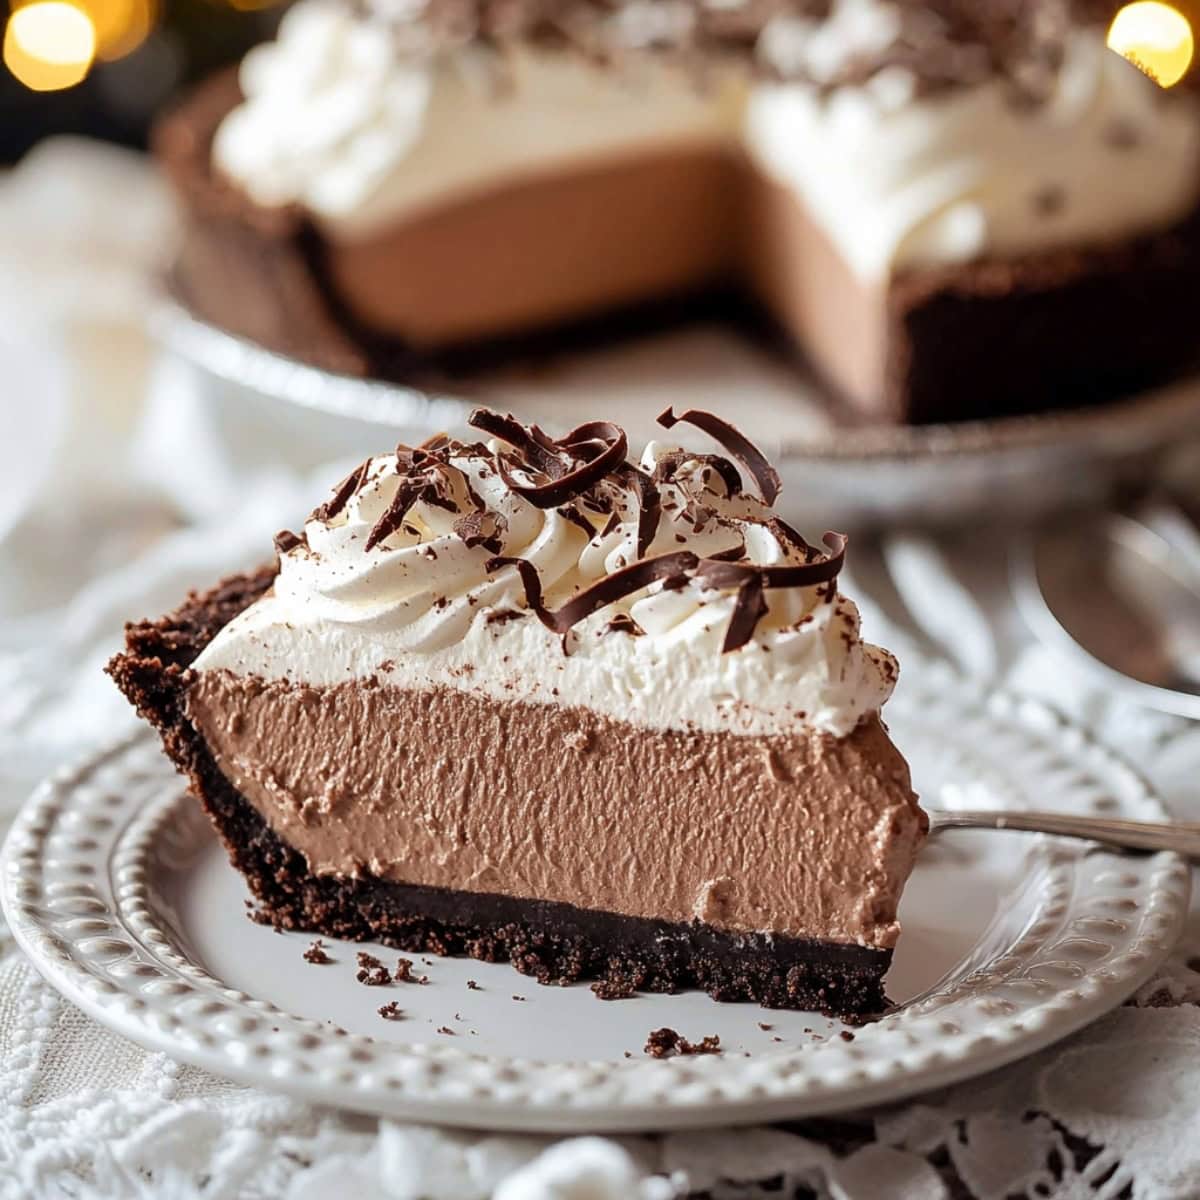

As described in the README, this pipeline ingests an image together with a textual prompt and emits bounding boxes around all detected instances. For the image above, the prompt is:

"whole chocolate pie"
[160,0,1200,423]
[109,408,926,1016]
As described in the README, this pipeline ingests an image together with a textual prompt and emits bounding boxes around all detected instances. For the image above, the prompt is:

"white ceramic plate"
[153,296,1200,529]
[1,664,1189,1132]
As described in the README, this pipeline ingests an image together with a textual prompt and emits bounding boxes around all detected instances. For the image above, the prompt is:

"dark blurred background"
[5,0,1200,166]
[0,0,283,163]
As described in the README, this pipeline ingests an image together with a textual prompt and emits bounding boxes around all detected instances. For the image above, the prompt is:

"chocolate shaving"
[315,459,371,523]
[614,463,662,558]
[486,550,699,635]
[365,479,422,551]
[496,421,628,509]
[557,504,596,539]
[273,529,304,557]
[453,510,507,554]
[598,511,622,540]
[651,449,742,499]
[721,574,769,654]
[657,407,781,504]
[467,408,567,477]
[606,613,645,637]
[766,517,815,559]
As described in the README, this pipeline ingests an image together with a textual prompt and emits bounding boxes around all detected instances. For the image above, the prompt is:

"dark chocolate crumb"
[378,1002,403,1021]
[303,939,331,965]
[511,994,526,1002]
[394,957,430,984]
[839,1030,856,1042]
[644,1027,722,1058]
[437,1026,455,1036]
[467,980,481,991]
[757,1022,773,1031]
[356,952,391,987]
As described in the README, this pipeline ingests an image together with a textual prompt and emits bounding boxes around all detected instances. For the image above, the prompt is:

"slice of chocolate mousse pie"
[109,408,925,1016]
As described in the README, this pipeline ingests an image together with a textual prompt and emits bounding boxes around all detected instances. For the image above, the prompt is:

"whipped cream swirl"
[196,411,898,738]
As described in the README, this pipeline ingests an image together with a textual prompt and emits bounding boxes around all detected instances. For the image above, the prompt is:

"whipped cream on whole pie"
[213,0,1200,274]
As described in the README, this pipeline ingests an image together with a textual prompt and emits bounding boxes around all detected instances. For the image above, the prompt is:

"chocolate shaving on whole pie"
[486,550,700,634]
[657,407,782,505]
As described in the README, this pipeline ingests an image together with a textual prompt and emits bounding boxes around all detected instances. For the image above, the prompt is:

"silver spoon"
[927,808,1200,860]
[1013,504,1200,719]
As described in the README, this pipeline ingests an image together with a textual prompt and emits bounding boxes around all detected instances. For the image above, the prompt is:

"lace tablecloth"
[2,140,1200,1200]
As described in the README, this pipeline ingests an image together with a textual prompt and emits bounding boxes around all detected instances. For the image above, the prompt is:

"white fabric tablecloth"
[2,140,1200,1200]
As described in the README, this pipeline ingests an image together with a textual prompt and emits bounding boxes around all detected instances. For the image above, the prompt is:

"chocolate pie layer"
[160,61,1200,425]
[109,569,897,1015]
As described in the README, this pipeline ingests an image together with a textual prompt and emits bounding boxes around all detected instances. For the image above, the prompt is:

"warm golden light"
[1108,1,1195,87]
[3,1,96,91]
[86,0,156,61]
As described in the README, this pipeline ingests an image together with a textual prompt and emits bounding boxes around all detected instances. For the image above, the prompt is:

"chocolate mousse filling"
[109,569,914,1016]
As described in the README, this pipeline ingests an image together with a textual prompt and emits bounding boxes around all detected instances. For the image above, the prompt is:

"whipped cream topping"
[195,412,898,738]
[212,0,1200,275]
[747,15,1200,282]
[213,0,743,239]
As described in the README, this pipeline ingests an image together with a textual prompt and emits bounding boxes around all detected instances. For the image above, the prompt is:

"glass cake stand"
[152,293,1200,530]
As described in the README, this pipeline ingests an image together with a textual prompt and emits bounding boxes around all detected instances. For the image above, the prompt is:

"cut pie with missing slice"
[109,408,926,1017]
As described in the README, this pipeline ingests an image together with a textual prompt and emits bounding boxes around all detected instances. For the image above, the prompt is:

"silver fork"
[926,808,1200,861]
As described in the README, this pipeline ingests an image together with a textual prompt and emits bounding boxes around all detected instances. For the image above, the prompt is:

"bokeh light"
[1108,1,1195,87]
[3,1,96,92]
[86,0,158,62]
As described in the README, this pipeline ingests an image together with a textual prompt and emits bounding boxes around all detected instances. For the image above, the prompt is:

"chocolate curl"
[485,550,699,634]
[696,532,847,591]
[495,421,628,509]
[656,407,782,505]
[314,459,372,523]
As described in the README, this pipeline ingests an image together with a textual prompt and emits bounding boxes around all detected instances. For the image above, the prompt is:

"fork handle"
[927,809,1200,862]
